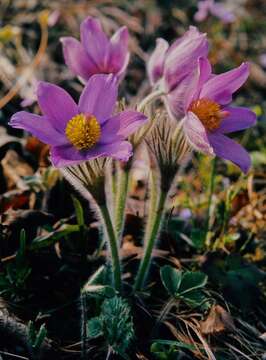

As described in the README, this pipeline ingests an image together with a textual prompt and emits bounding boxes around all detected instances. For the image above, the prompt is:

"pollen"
[65,113,101,150]
[189,98,228,131]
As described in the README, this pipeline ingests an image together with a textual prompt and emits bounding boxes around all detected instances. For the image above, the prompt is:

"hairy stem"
[144,169,158,241]
[115,166,130,241]
[100,205,122,292]
[205,157,217,238]
[134,190,168,291]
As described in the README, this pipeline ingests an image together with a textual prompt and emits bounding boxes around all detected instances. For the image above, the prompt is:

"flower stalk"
[62,159,122,292]
[205,156,217,239]
[134,113,191,291]
[99,204,122,292]
[134,188,167,291]
[115,161,131,241]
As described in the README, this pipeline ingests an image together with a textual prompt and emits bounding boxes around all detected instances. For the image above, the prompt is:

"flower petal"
[166,67,201,119]
[200,62,250,105]
[80,17,109,70]
[78,74,118,123]
[217,106,256,134]
[208,133,251,173]
[109,26,129,75]
[37,81,78,132]
[51,141,132,167]
[9,111,67,146]
[183,111,214,154]
[100,110,147,144]
[60,37,99,80]
[164,26,209,91]
[147,38,169,86]
[194,57,212,97]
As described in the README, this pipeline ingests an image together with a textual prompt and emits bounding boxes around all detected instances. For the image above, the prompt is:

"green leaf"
[179,271,208,295]
[19,229,26,254]
[87,317,103,338]
[151,339,196,360]
[27,321,35,345]
[33,324,47,350]
[191,228,206,249]
[181,290,207,308]
[100,296,134,355]
[85,266,107,286]
[27,322,47,352]
[160,265,182,297]
[72,196,85,227]
[152,339,196,351]
[30,224,80,250]
[82,284,116,298]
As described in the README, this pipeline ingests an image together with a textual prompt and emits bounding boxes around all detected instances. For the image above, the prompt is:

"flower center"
[65,113,101,150]
[189,98,228,131]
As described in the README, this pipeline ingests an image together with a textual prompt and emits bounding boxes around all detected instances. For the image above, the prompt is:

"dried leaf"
[200,305,235,335]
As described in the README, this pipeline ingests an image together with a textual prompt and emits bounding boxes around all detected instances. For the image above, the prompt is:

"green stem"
[205,157,217,237]
[115,166,130,241]
[100,205,122,292]
[134,190,168,291]
[145,170,158,240]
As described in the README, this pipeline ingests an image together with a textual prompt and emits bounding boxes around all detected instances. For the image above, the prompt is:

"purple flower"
[194,0,236,24]
[169,58,256,173]
[60,17,129,82]
[147,26,209,92]
[9,74,147,167]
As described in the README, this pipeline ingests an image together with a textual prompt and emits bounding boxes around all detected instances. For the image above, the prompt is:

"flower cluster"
[8,15,256,291]
[148,27,256,173]
[10,15,255,173]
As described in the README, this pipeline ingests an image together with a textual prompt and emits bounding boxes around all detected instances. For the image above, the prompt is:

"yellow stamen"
[65,113,101,150]
[189,98,228,131]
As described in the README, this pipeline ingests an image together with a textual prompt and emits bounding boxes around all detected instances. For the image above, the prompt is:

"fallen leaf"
[200,305,235,335]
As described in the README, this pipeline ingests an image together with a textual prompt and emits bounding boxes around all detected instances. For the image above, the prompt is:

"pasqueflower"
[169,58,256,173]
[194,0,235,24]
[9,74,147,167]
[61,17,129,82]
[147,26,208,92]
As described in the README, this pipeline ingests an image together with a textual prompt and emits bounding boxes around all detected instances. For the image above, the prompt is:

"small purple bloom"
[61,17,130,82]
[147,26,209,92]
[169,58,256,173]
[9,74,147,167]
[194,0,236,24]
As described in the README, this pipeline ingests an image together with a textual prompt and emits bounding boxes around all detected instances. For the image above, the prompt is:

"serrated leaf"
[83,284,116,298]
[179,271,208,295]
[87,317,103,338]
[100,296,134,354]
[160,265,182,297]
